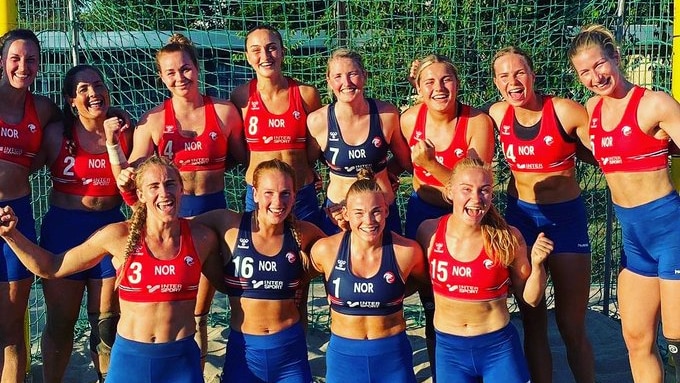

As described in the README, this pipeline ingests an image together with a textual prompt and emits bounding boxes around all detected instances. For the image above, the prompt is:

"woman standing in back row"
[0,28,61,382]
[112,33,245,369]
[569,25,680,383]
[488,46,594,383]
[230,24,323,225]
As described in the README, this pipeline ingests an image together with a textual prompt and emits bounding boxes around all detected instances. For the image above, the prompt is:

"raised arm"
[0,206,125,278]
[509,229,551,307]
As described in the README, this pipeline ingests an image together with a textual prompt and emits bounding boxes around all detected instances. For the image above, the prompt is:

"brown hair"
[1,29,40,60]
[447,158,518,267]
[491,46,534,77]
[568,24,619,63]
[114,155,181,288]
[155,33,199,72]
[245,25,284,51]
[62,65,108,156]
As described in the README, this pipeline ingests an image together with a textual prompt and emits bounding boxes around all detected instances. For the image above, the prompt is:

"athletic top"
[428,215,510,301]
[590,86,669,173]
[117,219,202,303]
[50,130,130,197]
[408,103,469,187]
[325,231,405,316]
[224,212,303,300]
[323,98,388,177]
[157,95,227,172]
[498,96,577,172]
[0,92,42,168]
[244,78,308,151]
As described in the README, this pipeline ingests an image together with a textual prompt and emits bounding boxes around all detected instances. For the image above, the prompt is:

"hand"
[410,138,436,168]
[325,203,348,232]
[531,232,553,267]
[104,116,129,144]
[407,59,420,89]
[117,166,136,190]
[388,171,400,193]
[0,206,18,235]
[313,169,324,192]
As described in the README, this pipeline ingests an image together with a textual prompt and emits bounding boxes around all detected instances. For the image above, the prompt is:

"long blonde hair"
[447,158,518,267]
[114,155,181,288]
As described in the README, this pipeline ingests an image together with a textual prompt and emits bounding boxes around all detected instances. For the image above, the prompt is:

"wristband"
[106,142,128,166]
[120,188,138,206]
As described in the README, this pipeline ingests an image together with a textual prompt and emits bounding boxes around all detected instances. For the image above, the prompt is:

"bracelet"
[120,188,138,206]
[106,142,128,166]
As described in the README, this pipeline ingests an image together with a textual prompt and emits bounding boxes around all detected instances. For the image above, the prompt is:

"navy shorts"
[326,331,416,383]
[321,198,402,236]
[40,205,124,281]
[179,190,227,218]
[0,195,36,281]
[404,191,450,239]
[222,322,312,383]
[615,192,680,280]
[107,334,202,383]
[245,183,322,226]
[505,195,591,254]
[435,324,530,383]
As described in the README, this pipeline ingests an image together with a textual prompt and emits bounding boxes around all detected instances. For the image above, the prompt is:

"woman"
[194,159,325,383]
[0,155,223,383]
[37,64,133,383]
[307,48,412,235]
[401,54,494,379]
[115,33,245,366]
[569,25,680,383]
[0,28,62,381]
[488,46,594,383]
[416,158,553,382]
[310,169,427,383]
[230,25,323,225]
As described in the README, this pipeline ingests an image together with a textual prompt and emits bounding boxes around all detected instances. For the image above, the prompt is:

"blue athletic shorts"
[504,195,591,254]
[40,205,124,281]
[404,191,450,239]
[245,183,322,226]
[107,334,202,383]
[326,331,416,383]
[320,198,402,236]
[0,195,36,281]
[222,322,312,383]
[435,324,530,383]
[615,192,680,280]
[179,190,227,218]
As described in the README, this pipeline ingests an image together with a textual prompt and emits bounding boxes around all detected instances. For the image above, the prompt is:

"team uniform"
[589,86,680,279]
[158,95,228,217]
[499,96,591,254]
[0,92,41,281]
[321,98,401,235]
[243,78,321,225]
[221,211,312,383]
[428,215,529,383]
[41,132,129,280]
[323,231,415,383]
[404,103,470,239]
[108,218,203,383]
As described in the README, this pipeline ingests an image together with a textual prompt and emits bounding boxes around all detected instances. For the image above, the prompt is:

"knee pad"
[667,338,680,381]
[88,312,120,354]
[194,313,209,358]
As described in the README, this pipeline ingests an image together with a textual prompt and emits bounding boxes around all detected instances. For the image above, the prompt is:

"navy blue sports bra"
[325,231,405,316]
[224,212,303,300]
[323,98,389,177]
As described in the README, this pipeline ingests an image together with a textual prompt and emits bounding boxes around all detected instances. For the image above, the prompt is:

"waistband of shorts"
[228,321,304,349]
[434,322,515,349]
[613,192,680,221]
[113,333,197,357]
[329,331,409,356]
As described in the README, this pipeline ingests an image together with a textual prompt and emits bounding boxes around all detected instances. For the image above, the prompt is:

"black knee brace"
[88,312,120,354]
[667,338,680,383]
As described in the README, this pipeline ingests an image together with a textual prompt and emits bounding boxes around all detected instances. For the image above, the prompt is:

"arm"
[298,221,326,281]
[509,229,551,307]
[104,111,134,178]
[383,103,413,174]
[299,84,323,115]
[32,120,63,173]
[193,222,226,293]
[214,99,247,168]
[467,109,495,164]
[0,206,122,278]
[553,97,597,166]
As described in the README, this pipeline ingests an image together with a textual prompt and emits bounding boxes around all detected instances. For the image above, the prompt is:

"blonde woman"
[416,158,552,382]
[0,155,223,383]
